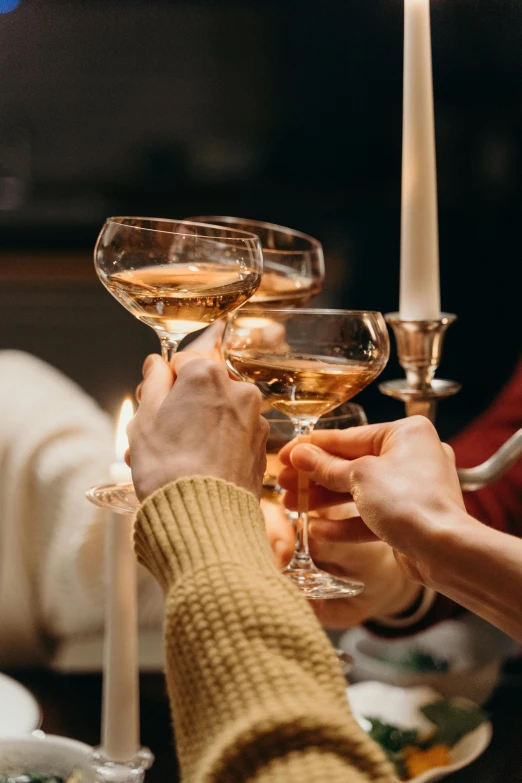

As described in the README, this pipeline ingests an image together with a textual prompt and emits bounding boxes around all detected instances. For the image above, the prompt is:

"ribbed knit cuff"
[134,477,279,591]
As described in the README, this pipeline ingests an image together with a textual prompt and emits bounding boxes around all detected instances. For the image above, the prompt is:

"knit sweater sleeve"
[134,477,396,783]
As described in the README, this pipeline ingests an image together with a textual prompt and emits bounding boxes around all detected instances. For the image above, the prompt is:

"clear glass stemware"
[223,308,390,599]
[87,217,264,513]
[95,217,264,361]
[186,216,325,309]
[262,403,368,674]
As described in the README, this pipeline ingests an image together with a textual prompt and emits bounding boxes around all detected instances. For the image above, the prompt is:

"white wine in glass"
[96,217,264,361]
[105,263,260,339]
[227,353,376,419]
[87,217,264,514]
[223,308,390,600]
[187,216,324,309]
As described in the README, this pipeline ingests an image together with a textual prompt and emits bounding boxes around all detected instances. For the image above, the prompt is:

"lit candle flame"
[115,397,134,462]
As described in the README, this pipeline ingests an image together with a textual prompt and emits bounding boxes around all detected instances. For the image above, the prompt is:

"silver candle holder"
[380,312,522,491]
[379,313,461,422]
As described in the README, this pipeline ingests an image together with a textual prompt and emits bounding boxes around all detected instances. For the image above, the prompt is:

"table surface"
[9,662,522,783]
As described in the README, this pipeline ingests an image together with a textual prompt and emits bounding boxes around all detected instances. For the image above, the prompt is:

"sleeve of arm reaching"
[135,477,396,783]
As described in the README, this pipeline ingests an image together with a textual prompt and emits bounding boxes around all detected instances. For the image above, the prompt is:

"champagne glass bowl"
[95,217,264,360]
[222,308,390,599]
[187,216,325,309]
[88,217,263,513]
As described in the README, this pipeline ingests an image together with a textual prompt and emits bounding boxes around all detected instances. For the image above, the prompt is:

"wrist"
[376,559,423,618]
[382,579,424,618]
[414,513,522,642]
[373,585,437,629]
[416,505,482,593]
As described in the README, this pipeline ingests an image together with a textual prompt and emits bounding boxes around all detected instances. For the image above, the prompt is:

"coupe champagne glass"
[222,308,390,599]
[187,216,325,308]
[95,217,263,360]
[262,403,367,675]
[87,218,263,513]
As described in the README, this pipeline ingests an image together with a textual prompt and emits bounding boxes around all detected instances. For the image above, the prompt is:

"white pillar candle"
[400,0,441,320]
[102,398,139,762]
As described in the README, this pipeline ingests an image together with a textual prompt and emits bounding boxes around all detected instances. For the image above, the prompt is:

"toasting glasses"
[223,309,390,599]
[87,218,264,512]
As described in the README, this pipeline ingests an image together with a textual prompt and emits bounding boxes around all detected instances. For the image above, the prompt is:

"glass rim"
[186,215,323,257]
[104,216,263,243]
[232,307,384,317]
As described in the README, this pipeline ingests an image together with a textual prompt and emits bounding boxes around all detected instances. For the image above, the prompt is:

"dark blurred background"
[0,0,520,437]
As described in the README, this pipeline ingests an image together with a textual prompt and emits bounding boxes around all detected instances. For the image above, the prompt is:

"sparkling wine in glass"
[87,218,263,514]
[223,309,390,599]
[186,216,324,309]
[96,217,263,361]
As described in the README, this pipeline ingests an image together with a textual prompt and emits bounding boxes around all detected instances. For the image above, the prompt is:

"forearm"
[135,477,395,783]
[422,510,522,643]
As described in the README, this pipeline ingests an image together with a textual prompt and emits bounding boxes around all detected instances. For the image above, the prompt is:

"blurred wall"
[1,0,520,435]
[0,0,279,187]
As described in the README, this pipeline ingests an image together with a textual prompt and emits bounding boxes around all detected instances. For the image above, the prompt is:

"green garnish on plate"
[365,698,489,780]
[420,700,489,747]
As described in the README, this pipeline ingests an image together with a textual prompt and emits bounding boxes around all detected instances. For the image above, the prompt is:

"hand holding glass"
[88,217,263,512]
[223,309,390,599]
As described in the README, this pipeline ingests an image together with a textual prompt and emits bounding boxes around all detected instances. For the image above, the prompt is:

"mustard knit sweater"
[134,477,397,783]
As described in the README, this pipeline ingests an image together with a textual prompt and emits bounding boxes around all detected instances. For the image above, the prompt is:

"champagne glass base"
[282,560,364,600]
[86,482,140,514]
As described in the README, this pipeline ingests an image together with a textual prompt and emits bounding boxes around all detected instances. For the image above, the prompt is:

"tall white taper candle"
[400,0,441,320]
[102,398,139,762]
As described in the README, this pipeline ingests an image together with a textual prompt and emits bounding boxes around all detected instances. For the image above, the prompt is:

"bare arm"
[279,416,522,643]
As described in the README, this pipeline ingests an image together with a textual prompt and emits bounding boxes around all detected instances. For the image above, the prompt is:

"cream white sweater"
[0,351,163,667]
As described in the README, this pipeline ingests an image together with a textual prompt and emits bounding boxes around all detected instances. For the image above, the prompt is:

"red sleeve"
[452,356,522,534]
[366,356,522,639]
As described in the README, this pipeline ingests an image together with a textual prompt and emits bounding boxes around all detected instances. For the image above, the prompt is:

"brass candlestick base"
[379,313,461,422]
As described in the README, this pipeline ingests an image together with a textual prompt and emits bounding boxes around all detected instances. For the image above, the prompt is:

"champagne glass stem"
[159,335,182,363]
[291,418,317,562]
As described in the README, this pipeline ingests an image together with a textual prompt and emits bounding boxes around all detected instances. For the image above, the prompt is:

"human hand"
[260,496,296,569]
[303,508,421,627]
[259,495,421,626]
[182,321,224,362]
[278,417,468,587]
[128,352,269,501]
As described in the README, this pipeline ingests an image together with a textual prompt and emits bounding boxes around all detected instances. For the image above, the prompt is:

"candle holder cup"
[380,312,522,491]
[379,313,461,421]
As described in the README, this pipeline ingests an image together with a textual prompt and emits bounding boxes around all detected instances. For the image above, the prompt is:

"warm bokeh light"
[115,397,134,461]
[235,316,275,330]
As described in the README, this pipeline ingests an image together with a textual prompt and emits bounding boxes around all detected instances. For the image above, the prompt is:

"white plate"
[339,616,507,705]
[347,681,493,783]
[0,673,41,736]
